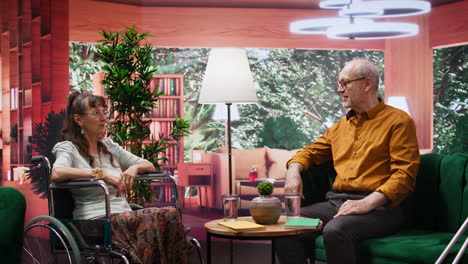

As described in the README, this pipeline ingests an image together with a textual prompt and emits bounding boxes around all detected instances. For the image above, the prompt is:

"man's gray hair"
[346,58,380,92]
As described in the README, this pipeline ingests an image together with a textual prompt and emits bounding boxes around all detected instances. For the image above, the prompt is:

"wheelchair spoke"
[23,216,81,264]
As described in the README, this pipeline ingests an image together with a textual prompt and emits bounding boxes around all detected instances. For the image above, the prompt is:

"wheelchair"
[23,156,204,264]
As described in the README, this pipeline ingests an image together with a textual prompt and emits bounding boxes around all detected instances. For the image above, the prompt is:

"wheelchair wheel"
[23,215,81,264]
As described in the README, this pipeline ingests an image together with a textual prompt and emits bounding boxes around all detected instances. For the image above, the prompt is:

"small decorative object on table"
[248,165,258,182]
[249,181,282,225]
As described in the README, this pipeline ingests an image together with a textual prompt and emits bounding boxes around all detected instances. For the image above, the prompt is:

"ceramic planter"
[249,195,282,225]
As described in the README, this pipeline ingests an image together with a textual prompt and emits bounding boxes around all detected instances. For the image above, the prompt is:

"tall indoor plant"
[95,25,190,205]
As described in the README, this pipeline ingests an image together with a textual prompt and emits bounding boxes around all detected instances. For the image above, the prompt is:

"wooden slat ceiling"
[95,0,461,9]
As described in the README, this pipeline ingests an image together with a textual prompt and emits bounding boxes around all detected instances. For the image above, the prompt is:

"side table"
[204,216,322,264]
[178,163,213,208]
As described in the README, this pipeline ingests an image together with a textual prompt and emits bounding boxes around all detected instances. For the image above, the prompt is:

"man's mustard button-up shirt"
[288,100,420,207]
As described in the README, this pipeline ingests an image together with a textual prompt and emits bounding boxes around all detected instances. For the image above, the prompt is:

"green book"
[284,218,320,229]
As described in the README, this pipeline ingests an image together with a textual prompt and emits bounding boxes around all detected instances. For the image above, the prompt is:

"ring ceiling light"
[327,22,419,40]
[290,18,372,35]
[319,0,351,10]
[290,0,430,40]
[364,1,431,18]
[339,3,383,17]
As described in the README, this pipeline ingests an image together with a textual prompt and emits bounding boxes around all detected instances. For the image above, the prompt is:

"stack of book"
[217,221,266,233]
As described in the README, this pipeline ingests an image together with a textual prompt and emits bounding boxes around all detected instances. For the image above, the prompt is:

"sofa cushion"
[315,229,468,264]
[265,147,300,180]
[438,154,468,232]
[219,147,267,180]
[403,153,442,230]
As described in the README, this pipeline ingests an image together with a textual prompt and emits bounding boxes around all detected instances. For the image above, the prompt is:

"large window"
[70,43,385,156]
[433,45,468,154]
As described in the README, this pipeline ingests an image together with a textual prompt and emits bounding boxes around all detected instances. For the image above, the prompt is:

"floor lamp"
[198,48,258,195]
[212,104,240,149]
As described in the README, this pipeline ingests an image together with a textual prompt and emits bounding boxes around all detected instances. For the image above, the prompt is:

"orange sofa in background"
[202,147,299,209]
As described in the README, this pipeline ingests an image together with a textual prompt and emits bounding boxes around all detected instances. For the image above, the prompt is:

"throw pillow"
[219,147,267,180]
[266,147,300,180]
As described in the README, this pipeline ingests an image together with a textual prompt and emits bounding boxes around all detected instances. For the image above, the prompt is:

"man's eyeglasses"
[82,111,110,118]
[338,77,367,90]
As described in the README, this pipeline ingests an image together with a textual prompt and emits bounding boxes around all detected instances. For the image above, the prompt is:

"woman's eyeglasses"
[82,111,110,118]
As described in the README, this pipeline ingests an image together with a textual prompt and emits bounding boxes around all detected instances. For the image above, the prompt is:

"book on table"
[217,221,266,232]
[284,218,320,229]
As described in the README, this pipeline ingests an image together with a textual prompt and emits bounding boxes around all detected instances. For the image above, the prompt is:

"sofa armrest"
[0,187,26,264]
[202,152,236,209]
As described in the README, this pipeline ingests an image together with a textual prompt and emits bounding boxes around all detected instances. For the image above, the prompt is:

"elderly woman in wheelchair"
[48,91,192,264]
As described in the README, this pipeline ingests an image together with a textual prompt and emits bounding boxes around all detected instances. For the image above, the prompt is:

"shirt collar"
[346,97,384,120]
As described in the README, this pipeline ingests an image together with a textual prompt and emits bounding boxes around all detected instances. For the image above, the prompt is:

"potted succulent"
[249,181,282,225]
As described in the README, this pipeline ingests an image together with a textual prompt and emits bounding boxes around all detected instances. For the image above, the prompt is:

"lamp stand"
[226,102,233,195]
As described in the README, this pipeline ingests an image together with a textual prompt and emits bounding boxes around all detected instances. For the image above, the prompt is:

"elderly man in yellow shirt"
[276,58,420,264]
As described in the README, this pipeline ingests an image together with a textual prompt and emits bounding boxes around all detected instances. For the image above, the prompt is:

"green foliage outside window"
[69,45,385,157]
[433,45,468,154]
[69,42,103,91]
[257,116,309,150]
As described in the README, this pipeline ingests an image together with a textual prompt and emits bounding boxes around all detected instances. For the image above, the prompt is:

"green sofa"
[301,153,468,264]
[0,186,26,264]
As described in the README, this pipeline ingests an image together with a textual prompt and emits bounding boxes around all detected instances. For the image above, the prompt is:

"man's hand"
[284,163,304,198]
[334,191,387,217]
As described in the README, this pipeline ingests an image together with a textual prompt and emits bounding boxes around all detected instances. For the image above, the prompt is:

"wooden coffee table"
[204,216,322,264]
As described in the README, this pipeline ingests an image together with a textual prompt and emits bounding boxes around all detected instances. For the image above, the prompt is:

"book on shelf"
[284,218,320,230]
[170,78,176,95]
[217,221,266,232]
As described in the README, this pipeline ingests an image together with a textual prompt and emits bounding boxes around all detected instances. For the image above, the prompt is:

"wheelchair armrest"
[136,171,172,181]
[49,178,111,219]
[129,203,144,211]
[136,171,182,213]
[50,178,102,189]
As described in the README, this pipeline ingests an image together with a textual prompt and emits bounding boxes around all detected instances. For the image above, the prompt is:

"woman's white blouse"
[52,138,147,220]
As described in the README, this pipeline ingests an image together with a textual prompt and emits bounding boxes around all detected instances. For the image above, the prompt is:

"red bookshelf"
[147,74,185,171]
[94,73,185,171]
[1,0,69,182]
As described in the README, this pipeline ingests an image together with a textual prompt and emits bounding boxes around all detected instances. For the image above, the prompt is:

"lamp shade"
[199,48,258,104]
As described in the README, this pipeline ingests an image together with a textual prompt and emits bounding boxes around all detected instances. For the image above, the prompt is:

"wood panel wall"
[384,15,433,150]
[70,0,385,50]
[430,0,468,48]
[0,0,69,222]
